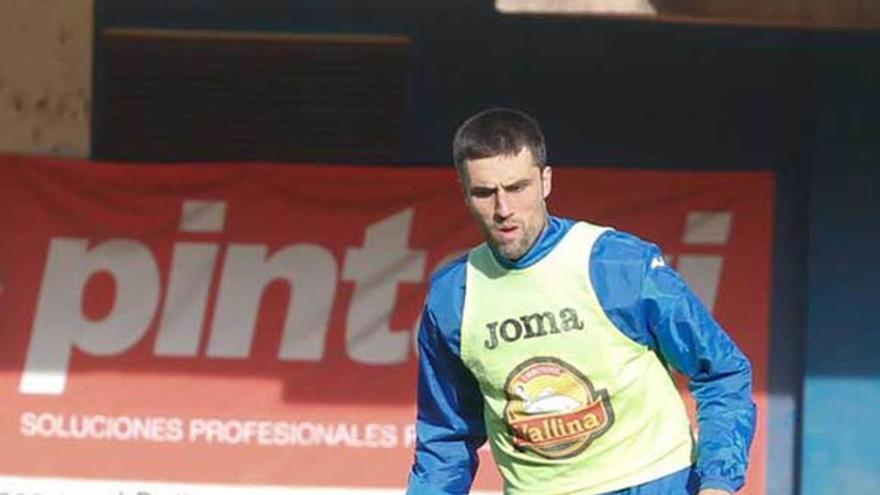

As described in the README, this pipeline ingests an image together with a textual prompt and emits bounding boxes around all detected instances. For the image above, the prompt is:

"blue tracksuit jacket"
[407,216,755,494]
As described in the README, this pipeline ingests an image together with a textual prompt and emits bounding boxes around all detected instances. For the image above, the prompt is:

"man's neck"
[491,215,566,270]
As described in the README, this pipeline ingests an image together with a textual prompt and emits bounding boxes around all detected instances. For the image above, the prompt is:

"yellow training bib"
[460,222,694,495]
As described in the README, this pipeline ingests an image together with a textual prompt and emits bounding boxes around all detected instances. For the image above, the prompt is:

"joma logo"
[484,308,584,350]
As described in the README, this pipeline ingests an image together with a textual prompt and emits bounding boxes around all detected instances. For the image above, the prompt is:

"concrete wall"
[0,0,93,157]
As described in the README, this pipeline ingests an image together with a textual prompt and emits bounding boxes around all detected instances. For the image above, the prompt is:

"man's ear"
[541,165,553,199]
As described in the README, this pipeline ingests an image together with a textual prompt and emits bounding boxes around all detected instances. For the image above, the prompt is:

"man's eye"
[472,189,494,198]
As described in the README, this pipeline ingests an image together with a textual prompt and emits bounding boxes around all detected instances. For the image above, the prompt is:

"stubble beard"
[493,231,527,260]
[489,215,546,262]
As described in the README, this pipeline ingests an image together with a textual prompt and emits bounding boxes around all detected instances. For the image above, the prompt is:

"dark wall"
[97,0,804,170]
[95,2,880,493]
[802,33,880,494]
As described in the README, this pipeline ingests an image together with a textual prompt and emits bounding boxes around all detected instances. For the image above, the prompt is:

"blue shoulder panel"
[590,230,756,493]
[589,230,659,348]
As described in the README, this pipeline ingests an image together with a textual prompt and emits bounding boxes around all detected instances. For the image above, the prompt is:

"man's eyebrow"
[502,178,532,190]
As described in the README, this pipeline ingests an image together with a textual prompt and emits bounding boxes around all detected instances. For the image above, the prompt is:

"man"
[406,108,755,495]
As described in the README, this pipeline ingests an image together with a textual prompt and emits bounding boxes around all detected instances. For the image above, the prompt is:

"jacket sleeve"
[407,303,487,494]
[591,231,756,493]
[642,254,756,493]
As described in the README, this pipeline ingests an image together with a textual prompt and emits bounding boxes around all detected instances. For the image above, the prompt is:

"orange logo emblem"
[503,357,614,459]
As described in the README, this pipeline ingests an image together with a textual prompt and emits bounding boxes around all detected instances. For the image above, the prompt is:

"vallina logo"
[504,357,613,459]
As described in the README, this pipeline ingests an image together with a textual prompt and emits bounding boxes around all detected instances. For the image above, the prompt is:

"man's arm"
[590,231,756,494]
[407,304,487,494]
[641,256,756,494]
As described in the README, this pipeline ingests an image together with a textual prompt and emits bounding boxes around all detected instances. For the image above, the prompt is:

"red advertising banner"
[0,155,773,494]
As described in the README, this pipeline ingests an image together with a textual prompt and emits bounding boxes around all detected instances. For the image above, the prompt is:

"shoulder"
[427,253,469,303]
[588,229,665,347]
[589,229,668,309]
[591,229,664,268]
[423,253,469,343]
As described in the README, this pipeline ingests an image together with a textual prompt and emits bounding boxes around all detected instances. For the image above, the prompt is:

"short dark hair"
[452,107,547,174]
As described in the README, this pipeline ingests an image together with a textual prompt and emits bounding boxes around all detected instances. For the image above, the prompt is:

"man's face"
[461,148,552,261]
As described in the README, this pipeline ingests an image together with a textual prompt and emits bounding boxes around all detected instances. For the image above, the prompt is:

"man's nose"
[494,191,512,219]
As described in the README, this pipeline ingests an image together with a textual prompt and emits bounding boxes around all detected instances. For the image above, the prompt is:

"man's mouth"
[495,225,519,241]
